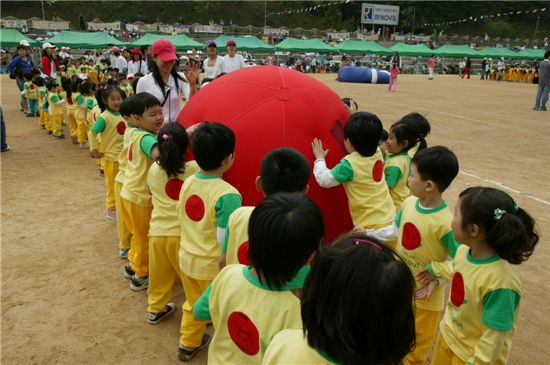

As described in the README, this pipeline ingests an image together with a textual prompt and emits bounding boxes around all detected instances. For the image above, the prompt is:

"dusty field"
[1,73,549,364]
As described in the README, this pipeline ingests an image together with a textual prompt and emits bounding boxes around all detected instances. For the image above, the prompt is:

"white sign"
[30,20,70,30]
[87,21,121,31]
[328,32,350,41]
[361,3,399,25]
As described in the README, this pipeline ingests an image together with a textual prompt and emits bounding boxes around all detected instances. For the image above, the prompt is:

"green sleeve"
[221,225,231,254]
[75,95,85,105]
[385,165,403,188]
[23,84,30,92]
[85,99,94,109]
[482,289,521,331]
[215,194,242,228]
[441,231,459,258]
[330,159,354,183]
[395,209,403,228]
[140,134,157,158]
[193,284,212,321]
[90,116,106,133]
[50,94,60,103]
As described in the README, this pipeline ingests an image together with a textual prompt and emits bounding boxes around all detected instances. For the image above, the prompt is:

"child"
[379,128,389,162]
[88,85,126,220]
[222,147,310,267]
[46,79,65,138]
[263,232,416,365]
[341,97,358,114]
[146,122,200,324]
[389,64,399,92]
[67,59,77,77]
[193,192,324,364]
[399,112,431,159]
[384,120,426,211]
[61,76,79,144]
[176,122,242,360]
[35,77,47,129]
[120,92,164,291]
[312,112,396,246]
[74,80,95,148]
[418,187,539,365]
[395,146,460,365]
[120,76,134,97]
[22,72,39,117]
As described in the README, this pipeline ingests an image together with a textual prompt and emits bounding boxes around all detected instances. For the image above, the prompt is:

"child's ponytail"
[156,123,189,177]
[459,187,539,264]
[390,120,426,154]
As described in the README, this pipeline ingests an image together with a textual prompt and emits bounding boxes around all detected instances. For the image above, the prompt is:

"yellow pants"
[41,109,50,129]
[431,332,465,365]
[403,308,441,365]
[114,181,131,250]
[121,198,152,278]
[50,114,63,137]
[179,271,211,348]
[38,106,45,126]
[76,116,88,144]
[66,108,78,138]
[102,160,118,211]
[148,236,183,313]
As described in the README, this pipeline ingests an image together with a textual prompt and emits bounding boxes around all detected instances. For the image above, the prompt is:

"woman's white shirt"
[202,56,223,79]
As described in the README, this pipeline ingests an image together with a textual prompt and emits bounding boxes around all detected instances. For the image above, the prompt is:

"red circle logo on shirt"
[116,121,126,135]
[237,241,250,266]
[128,143,133,161]
[185,194,205,222]
[30,84,35,90]
[372,159,383,182]
[165,179,184,200]
[451,272,465,307]
[227,311,260,356]
[402,222,421,250]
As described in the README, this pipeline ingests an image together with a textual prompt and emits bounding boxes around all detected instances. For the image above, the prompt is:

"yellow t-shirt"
[224,206,255,266]
[431,245,521,365]
[177,173,241,280]
[396,196,456,312]
[65,93,77,112]
[37,86,46,105]
[147,160,200,237]
[23,81,38,100]
[121,129,156,207]
[331,150,395,228]
[88,109,125,161]
[47,92,64,116]
[385,152,411,212]
[115,125,136,184]
[263,329,337,365]
[206,265,302,365]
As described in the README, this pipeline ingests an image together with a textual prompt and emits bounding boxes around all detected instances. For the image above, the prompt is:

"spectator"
[7,44,34,113]
[533,50,550,111]
[127,48,148,75]
[1,107,8,152]
[202,40,223,79]
[41,42,60,78]
[221,40,245,74]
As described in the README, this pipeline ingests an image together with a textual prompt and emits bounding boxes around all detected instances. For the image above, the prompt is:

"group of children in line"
[81,86,539,365]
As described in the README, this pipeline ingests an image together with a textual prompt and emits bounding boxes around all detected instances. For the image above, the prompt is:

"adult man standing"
[221,40,245,74]
[533,50,550,111]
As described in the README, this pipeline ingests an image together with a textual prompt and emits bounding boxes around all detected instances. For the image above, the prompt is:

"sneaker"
[48,131,52,135]
[541,107,547,111]
[41,125,46,129]
[99,169,104,177]
[71,136,78,144]
[148,303,176,325]
[177,334,212,362]
[54,134,65,139]
[130,275,148,291]
[106,210,117,221]
[123,263,135,279]
[119,248,129,259]
[1,145,10,152]
[79,143,89,149]
[27,113,34,118]
[533,107,539,111]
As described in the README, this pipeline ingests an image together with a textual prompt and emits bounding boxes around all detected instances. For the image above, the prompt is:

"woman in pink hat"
[136,39,200,125]
[128,48,148,75]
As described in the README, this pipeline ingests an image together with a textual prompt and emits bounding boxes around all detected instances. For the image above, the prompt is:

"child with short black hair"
[35,77,47,129]
[222,147,310,266]
[418,187,539,365]
[146,122,200,325]
[177,122,242,361]
[312,112,396,246]
[395,145,459,365]
[385,120,427,211]
[22,72,39,117]
[121,92,164,290]
[194,192,324,364]
[263,232,416,365]
[46,78,65,138]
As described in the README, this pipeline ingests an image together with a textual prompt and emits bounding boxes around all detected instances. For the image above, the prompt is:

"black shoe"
[177,333,211,362]
[123,263,135,279]
[148,303,176,325]
[130,275,148,291]
[54,134,65,139]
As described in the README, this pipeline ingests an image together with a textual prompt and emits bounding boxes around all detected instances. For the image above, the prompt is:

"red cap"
[152,39,177,62]
[131,48,142,55]
[226,40,237,47]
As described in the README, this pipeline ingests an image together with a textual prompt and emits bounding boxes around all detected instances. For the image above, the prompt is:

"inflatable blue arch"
[337,66,390,84]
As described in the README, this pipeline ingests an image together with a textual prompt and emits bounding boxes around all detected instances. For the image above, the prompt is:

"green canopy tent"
[514,48,545,60]
[213,35,274,52]
[476,47,519,59]
[275,38,337,53]
[433,44,480,58]
[46,30,127,49]
[130,33,202,51]
[0,28,39,47]
[388,42,434,57]
[334,40,390,55]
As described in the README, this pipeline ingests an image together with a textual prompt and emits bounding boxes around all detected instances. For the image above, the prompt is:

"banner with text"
[361,3,399,25]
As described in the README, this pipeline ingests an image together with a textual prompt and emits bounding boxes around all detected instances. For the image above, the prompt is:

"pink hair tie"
[354,238,382,250]
[162,134,172,141]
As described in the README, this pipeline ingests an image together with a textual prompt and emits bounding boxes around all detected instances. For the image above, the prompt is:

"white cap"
[61,46,66,50]
[127,73,135,79]
[42,42,55,49]
[19,40,30,47]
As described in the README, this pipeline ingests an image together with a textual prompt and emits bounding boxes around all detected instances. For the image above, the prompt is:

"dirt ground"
[1,73,549,364]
